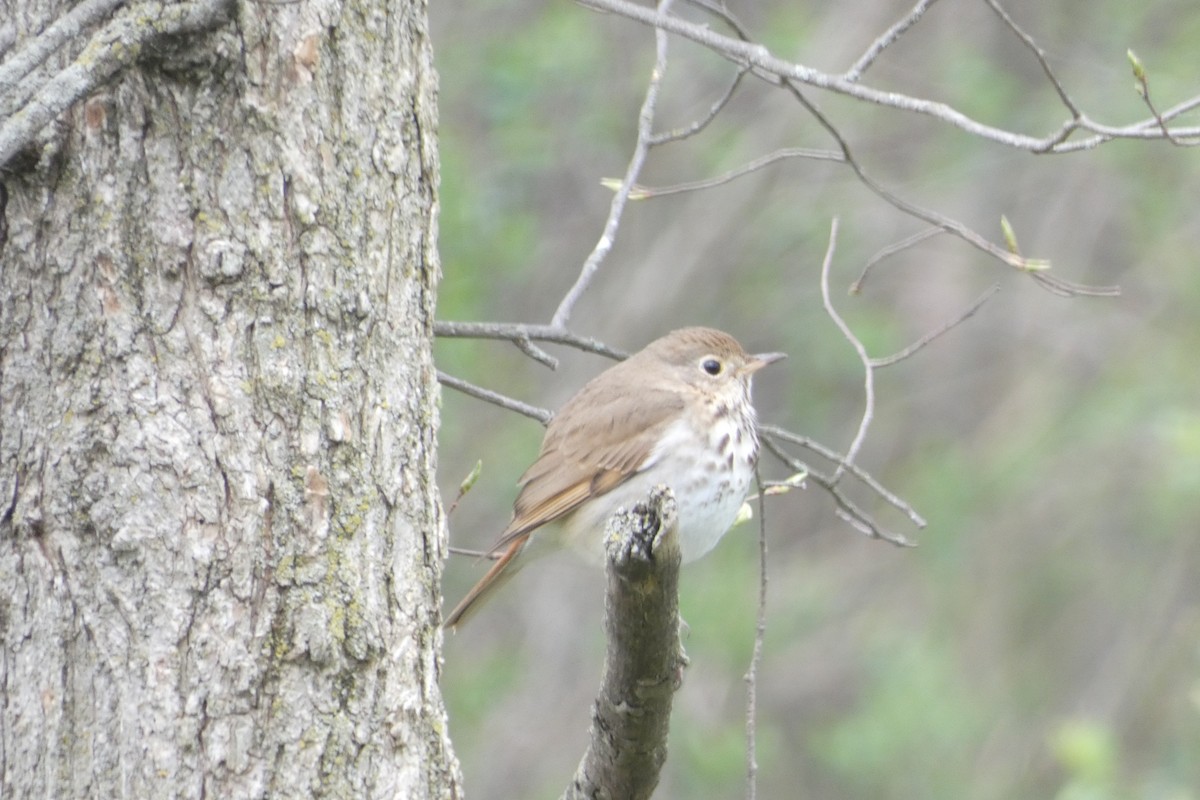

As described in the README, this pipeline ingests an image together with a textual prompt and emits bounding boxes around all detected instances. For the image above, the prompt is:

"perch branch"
[562,485,685,800]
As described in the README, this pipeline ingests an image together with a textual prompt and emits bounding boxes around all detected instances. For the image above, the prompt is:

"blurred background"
[430,1,1200,798]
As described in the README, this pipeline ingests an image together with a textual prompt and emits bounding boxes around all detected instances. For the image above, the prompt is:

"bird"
[443,326,785,629]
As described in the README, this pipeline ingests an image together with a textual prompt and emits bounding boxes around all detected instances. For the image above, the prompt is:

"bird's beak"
[741,351,787,376]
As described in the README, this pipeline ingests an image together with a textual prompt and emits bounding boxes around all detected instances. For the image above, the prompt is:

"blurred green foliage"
[812,635,993,798]
[431,1,1200,798]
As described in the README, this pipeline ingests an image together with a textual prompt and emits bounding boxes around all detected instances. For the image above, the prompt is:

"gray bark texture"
[563,485,685,800]
[0,0,462,797]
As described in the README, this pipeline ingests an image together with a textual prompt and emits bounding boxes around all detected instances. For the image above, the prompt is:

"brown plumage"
[444,327,784,629]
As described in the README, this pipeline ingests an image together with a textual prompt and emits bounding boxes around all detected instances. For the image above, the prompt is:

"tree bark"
[0,0,460,797]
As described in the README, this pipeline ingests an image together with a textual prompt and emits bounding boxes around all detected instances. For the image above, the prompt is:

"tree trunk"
[0,0,460,797]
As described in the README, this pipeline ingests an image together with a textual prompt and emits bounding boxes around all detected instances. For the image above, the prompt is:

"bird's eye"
[701,358,723,376]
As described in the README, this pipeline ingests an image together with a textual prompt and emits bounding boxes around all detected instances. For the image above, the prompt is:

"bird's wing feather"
[488,382,684,553]
[443,533,528,629]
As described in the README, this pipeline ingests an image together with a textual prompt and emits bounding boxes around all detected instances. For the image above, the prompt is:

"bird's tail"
[443,534,529,630]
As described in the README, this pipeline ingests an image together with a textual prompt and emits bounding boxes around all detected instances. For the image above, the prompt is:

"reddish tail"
[443,535,528,630]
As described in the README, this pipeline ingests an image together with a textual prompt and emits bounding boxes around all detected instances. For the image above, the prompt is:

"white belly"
[560,414,757,563]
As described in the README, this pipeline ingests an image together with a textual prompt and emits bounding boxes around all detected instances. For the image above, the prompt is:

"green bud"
[459,460,483,494]
[1127,49,1146,83]
[1000,215,1020,255]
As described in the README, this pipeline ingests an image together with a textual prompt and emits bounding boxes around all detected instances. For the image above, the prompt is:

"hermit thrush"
[444,326,785,629]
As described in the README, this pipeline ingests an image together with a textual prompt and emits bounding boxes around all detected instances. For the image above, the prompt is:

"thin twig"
[1127,50,1192,147]
[1050,102,1200,152]
[514,335,560,370]
[982,0,1081,117]
[622,147,843,198]
[844,0,943,83]
[578,0,1200,151]
[871,284,1000,368]
[448,546,502,560]
[436,370,552,425]
[759,425,926,529]
[850,227,944,294]
[1124,92,1200,132]
[433,320,628,360]
[649,67,748,145]
[685,0,753,41]
[781,80,1120,296]
[550,0,676,328]
[763,437,916,547]
[1137,90,1186,145]
[744,468,769,800]
[817,219,874,485]
[444,460,483,519]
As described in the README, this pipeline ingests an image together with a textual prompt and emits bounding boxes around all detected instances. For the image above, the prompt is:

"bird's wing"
[487,383,685,553]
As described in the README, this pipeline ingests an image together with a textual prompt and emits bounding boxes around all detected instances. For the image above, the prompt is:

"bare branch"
[851,227,944,294]
[871,284,1000,368]
[513,334,560,370]
[744,469,769,800]
[818,219,873,484]
[762,437,917,547]
[844,0,943,83]
[578,0,1200,151]
[573,0,1135,292]
[433,320,628,360]
[621,146,843,199]
[551,0,676,328]
[649,67,749,145]
[577,0,1047,148]
[1132,92,1200,131]
[737,219,923,546]
[1050,99,1200,152]
[444,459,483,519]
[447,546,502,560]
[0,0,126,117]
[436,370,552,425]
[780,81,1120,295]
[983,0,1081,117]
[684,0,753,41]
[1058,105,1200,149]
[1127,49,1196,147]
[0,0,234,169]
[759,425,926,529]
